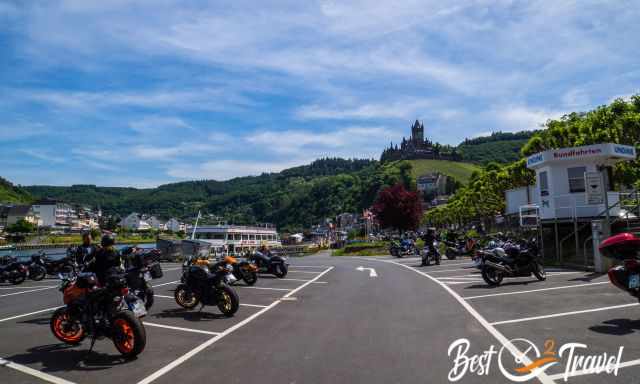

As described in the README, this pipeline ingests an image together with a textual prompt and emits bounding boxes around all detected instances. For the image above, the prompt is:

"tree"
[372,183,423,232]
[6,219,36,234]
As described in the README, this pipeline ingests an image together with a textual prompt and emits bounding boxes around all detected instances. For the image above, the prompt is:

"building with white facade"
[120,213,151,230]
[31,199,75,228]
[165,218,184,232]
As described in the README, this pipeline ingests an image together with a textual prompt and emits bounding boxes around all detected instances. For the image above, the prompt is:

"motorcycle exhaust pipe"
[484,260,511,274]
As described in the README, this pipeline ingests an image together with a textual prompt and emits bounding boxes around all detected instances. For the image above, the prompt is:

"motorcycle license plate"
[629,274,640,289]
[130,300,147,317]
[144,272,152,281]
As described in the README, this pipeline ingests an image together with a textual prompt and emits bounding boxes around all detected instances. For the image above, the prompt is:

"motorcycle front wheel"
[174,284,199,309]
[481,266,503,286]
[532,261,546,281]
[112,311,146,358]
[50,307,85,345]
[217,285,239,317]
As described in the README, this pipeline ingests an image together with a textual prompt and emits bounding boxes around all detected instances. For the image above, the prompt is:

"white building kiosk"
[506,143,637,271]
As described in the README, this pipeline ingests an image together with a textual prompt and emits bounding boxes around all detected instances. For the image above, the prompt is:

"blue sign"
[527,153,544,167]
[613,145,635,156]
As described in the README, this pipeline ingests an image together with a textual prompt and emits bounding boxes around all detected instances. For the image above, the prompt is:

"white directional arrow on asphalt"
[356,266,378,277]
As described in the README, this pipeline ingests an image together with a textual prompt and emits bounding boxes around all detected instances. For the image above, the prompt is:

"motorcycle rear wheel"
[481,266,503,286]
[174,284,199,309]
[30,266,46,281]
[274,264,287,278]
[10,272,26,285]
[242,271,258,286]
[112,311,146,358]
[50,307,85,345]
[445,249,456,260]
[217,285,239,317]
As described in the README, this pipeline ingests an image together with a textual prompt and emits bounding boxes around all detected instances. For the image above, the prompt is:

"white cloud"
[129,116,190,135]
[167,159,303,181]
[19,149,65,163]
[295,99,432,120]
[493,106,567,132]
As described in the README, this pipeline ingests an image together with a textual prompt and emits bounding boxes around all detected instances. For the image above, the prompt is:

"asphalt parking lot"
[379,255,640,383]
[0,261,333,384]
[2,253,640,384]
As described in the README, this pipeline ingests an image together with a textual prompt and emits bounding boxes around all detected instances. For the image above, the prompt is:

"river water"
[0,243,156,260]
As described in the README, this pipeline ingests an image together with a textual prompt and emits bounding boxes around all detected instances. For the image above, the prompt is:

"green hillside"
[406,160,481,184]
[25,158,414,232]
[0,177,32,204]
[456,131,538,164]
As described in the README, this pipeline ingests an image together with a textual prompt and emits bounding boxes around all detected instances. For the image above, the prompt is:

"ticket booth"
[525,143,636,221]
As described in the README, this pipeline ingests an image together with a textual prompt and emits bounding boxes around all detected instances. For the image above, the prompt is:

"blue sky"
[0,0,638,187]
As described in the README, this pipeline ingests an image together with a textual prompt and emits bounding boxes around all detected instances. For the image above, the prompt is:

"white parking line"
[143,322,221,336]
[236,286,291,291]
[490,303,640,326]
[0,285,57,290]
[152,280,180,287]
[0,287,56,298]
[0,307,60,323]
[463,282,610,300]
[137,266,334,384]
[444,281,483,285]
[437,277,483,281]
[287,270,321,274]
[427,268,477,274]
[153,294,268,308]
[289,265,332,268]
[368,258,554,384]
[435,274,481,279]
[0,357,76,384]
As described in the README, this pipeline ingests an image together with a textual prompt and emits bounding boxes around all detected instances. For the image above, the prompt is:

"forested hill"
[24,158,414,231]
[0,177,32,204]
[457,130,539,164]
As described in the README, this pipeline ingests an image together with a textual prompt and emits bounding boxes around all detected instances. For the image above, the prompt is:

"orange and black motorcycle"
[50,271,147,358]
[226,255,259,286]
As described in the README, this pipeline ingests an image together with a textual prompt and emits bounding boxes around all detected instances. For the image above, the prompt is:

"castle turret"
[411,119,424,144]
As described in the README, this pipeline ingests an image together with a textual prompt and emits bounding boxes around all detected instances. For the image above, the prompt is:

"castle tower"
[411,119,424,144]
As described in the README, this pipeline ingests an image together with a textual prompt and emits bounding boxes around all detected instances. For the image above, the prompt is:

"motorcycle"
[122,247,164,310]
[390,239,419,258]
[50,271,147,358]
[248,251,288,278]
[223,255,258,286]
[421,241,441,266]
[0,256,28,285]
[444,239,475,260]
[480,239,545,286]
[26,254,47,281]
[600,233,640,301]
[32,251,76,277]
[174,260,240,316]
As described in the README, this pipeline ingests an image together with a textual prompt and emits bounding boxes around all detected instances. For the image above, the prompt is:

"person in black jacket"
[75,232,100,266]
[88,234,123,286]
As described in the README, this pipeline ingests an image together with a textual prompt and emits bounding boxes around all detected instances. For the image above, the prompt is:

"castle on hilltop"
[380,120,461,163]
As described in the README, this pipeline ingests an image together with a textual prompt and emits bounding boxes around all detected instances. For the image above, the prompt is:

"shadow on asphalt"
[6,343,128,372]
[568,272,605,282]
[18,316,51,326]
[152,308,226,321]
[590,318,640,336]
[463,280,545,290]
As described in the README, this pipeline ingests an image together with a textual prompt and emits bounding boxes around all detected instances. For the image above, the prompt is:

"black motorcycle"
[174,261,240,317]
[480,240,545,286]
[33,251,76,277]
[0,256,28,285]
[50,271,147,358]
[444,240,468,260]
[122,248,164,310]
[249,251,288,278]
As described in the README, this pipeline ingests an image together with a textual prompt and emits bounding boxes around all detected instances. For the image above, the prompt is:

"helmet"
[101,234,115,247]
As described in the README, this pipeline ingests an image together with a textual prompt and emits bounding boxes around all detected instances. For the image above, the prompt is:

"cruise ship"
[192,224,282,256]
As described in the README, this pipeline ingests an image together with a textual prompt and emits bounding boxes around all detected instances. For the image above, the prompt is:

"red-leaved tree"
[372,183,423,232]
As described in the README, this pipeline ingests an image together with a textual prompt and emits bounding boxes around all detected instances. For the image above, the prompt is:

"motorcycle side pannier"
[599,233,640,260]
